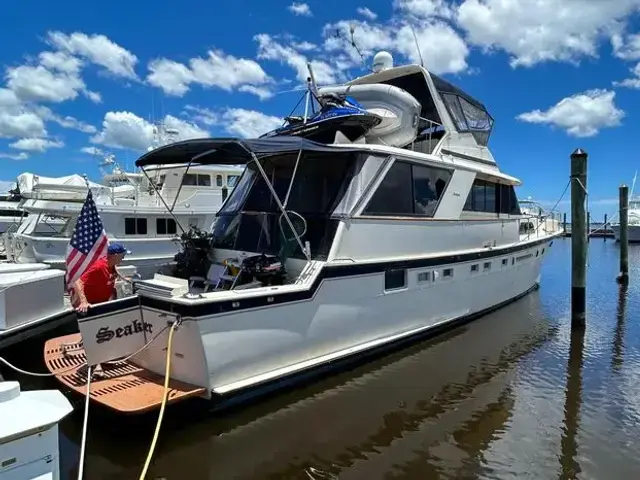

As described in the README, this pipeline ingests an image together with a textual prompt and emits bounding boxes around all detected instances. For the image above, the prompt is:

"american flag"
[65,189,109,289]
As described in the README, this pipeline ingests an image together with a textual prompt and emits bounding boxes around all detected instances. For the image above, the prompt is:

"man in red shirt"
[72,243,131,313]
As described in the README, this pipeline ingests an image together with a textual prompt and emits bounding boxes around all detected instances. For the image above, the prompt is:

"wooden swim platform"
[43,333,207,414]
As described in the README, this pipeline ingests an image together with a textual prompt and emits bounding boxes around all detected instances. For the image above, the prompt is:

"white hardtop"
[0,381,73,441]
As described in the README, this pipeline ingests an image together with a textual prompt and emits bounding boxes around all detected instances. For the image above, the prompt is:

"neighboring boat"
[611,195,640,242]
[261,92,382,144]
[518,196,562,236]
[1,125,244,278]
[44,52,563,415]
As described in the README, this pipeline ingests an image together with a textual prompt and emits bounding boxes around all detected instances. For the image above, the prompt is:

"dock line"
[77,366,92,480]
[139,320,177,480]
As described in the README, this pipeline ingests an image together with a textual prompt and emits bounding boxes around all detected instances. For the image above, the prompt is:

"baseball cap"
[108,243,131,255]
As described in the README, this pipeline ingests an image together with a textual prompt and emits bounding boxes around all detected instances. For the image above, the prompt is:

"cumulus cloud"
[357,7,378,20]
[517,89,624,137]
[146,50,272,98]
[9,137,64,152]
[90,111,209,151]
[288,2,312,16]
[185,105,282,138]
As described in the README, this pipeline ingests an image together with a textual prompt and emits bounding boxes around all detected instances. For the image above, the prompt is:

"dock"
[562,223,615,238]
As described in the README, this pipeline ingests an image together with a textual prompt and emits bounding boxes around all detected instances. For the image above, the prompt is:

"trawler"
[44,52,563,414]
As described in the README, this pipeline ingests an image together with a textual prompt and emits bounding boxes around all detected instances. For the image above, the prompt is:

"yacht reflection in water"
[72,289,557,479]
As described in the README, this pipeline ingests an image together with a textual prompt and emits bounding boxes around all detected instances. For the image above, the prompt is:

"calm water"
[5,238,640,479]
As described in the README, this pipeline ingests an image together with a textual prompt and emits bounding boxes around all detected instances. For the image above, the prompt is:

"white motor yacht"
[44,52,563,414]
[612,195,640,242]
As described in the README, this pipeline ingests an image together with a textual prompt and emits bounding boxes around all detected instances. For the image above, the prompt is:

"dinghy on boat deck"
[317,84,422,147]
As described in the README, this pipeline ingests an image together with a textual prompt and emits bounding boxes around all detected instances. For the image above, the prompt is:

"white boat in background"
[1,125,244,278]
[44,52,563,415]
[518,197,562,236]
[612,195,640,242]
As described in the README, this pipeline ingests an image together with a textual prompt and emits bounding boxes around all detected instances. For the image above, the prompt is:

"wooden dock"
[562,224,614,238]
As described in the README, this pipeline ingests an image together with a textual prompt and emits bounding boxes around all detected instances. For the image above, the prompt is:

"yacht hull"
[67,234,557,412]
[611,224,640,242]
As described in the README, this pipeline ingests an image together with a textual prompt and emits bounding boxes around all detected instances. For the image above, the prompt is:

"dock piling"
[563,213,567,234]
[570,148,588,328]
[604,214,608,242]
[587,211,591,239]
[617,184,629,284]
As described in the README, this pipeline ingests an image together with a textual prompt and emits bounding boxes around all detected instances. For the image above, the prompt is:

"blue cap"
[108,243,131,255]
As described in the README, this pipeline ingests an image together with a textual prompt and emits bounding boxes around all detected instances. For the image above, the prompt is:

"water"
[4,238,640,479]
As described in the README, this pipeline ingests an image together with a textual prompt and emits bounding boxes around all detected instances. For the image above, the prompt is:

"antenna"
[410,25,424,67]
[333,24,368,71]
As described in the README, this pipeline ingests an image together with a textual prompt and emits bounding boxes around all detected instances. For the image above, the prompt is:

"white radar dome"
[372,51,394,73]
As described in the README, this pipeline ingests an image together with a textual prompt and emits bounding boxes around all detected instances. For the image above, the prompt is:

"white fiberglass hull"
[79,234,556,406]
[611,224,640,242]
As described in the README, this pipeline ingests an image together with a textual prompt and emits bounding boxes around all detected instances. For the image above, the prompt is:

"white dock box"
[0,381,73,479]
[0,264,66,331]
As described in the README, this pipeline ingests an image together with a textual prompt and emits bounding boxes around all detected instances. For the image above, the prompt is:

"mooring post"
[617,184,629,284]
[563,213,567,234]
[587,211,591,239]
[604,213,609,242]
[571,148,587,328]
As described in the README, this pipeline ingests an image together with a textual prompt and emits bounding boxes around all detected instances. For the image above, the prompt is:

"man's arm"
[73,278,91,313]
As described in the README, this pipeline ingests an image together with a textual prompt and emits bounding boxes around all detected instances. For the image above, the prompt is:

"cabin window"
[464,180,521,215]
[125,217,147,235]
[156,218,177,235]
[483,261,491,271]
[501,258,508,267]
[385,269,406,290]
[364,160,452,217]
[228,175,240,188]
[0,209,20,216]
[216,175,223,187]
[183,173,211,186]
[443,268,454,278]
[470,264,479,273]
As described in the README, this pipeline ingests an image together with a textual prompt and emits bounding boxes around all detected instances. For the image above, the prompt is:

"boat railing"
[408,118,445,155]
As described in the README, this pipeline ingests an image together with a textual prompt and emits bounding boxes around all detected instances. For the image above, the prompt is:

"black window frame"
[363,159,453,217]
[385,269,406,291]
[156,217,178,235]
[125,217,147,235]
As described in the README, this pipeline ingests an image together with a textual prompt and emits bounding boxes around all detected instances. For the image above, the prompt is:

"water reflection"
[559,324,585,480]
[611,285,628,372]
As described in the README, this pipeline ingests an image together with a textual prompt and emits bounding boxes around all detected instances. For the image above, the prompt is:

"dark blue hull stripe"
[83,236,554,320]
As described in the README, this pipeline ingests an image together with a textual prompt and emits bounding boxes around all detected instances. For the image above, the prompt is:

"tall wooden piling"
[617,184,629,284]
[563,213,567,233]
[570,148,587,328]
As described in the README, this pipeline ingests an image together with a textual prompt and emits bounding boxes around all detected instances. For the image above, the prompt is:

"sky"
[1,0,640,221]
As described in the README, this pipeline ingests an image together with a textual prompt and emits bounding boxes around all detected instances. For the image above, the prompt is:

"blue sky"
[1,0,640,221]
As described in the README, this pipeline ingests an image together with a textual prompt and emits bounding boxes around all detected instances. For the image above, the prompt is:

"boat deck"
[43,333,207,414]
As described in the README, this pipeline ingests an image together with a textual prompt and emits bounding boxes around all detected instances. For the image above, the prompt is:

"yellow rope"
[138,323,176,480]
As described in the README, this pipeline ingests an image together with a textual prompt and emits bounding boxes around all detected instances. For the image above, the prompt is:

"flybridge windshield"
[212,151,357,260]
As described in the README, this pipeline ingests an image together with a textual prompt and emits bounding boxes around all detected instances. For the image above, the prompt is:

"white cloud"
[84,90,102,103]
[81,146,105,156]
[0,109,46,138]
[146,50,272,98]
[33,106,96,134]
[256,34,342,85]
[38,50,82,74]
[184,105,282,138]
[323,19,469,74]
[517,89,624,137]
[288,2,312,16]
[612,32,640,61]
[91,111,209,151]
[357,7,378,20]
[0,152,29,161]
[9,137,64,152]
[456,0,640,67]
[221,109,282,138]
[395,0,453,19]
[0,88,19,108]
[614,62,640,89]
[238,84,274,100]
[6,64,85,103]
[47,31,138,79]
